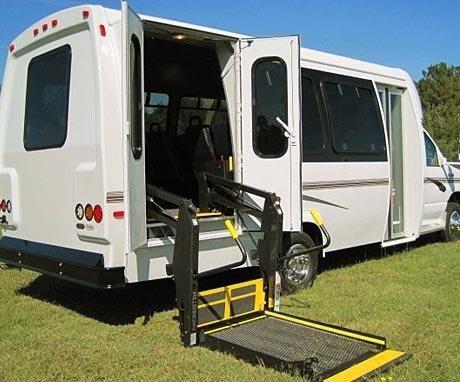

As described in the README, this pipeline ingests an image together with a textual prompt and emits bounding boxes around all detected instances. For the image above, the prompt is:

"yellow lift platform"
[147,174,409,381]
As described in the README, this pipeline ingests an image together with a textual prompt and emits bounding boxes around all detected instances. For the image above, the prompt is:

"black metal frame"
[146,184,199,346]
[146,172,285,345]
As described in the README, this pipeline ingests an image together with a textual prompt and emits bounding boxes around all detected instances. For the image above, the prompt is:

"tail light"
[93,204,103,223]
[0,200,5,213]
[85,204,93,221]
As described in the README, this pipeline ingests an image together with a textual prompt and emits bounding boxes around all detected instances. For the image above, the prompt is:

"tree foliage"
[417,63,460,160]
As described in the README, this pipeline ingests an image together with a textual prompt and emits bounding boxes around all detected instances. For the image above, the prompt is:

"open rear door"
[122,0,147,252]
[239,37,302,232]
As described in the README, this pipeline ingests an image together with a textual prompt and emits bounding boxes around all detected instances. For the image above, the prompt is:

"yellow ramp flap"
[324,350,409,382]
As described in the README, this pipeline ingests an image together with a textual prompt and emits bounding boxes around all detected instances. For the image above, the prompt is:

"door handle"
[426,177,446,192]
[276,117,293,138]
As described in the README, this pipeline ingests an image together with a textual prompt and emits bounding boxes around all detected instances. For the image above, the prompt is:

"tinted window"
[130,35,142,160]
[177,96,226,136]
[24,45,71,151]
[145,92,169,132]
[424,132,439,167]
[325,82,385,154]
[301,77,324,156]
[252,58,288,158]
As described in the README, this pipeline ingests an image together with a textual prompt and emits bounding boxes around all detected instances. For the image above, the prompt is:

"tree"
[417,63,460,161]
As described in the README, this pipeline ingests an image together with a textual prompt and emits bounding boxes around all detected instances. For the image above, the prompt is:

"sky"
[0,0,459,81]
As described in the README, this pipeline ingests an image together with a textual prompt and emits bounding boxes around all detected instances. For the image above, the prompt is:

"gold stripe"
[265,311,386,346]
[324,350,406,382]
[204,315,266,334]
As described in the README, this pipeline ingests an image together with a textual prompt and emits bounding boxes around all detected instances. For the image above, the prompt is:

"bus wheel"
[280,232,318,294]
[443,202,460,242]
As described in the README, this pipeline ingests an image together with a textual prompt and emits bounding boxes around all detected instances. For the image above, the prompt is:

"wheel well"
[448,192,460,204]
[302,222,323,246]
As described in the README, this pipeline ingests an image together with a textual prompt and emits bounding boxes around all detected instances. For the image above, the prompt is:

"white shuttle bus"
[0,2,458,292]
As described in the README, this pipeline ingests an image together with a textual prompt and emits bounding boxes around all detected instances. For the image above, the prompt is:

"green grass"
[0,241,459,381]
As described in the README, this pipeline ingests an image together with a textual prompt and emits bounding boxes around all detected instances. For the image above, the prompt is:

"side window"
[252,58,288,158]
[324,81,385,154]
[130,34,143,160]
[301,77,324,157]
[24,45,72,151]
[424,132,439,167]
[145,93,169,132]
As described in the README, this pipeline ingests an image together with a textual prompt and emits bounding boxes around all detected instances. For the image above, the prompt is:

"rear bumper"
[0,237,125,289]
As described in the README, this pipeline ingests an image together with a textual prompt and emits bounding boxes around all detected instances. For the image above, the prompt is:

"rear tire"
[442,202,460,242]
[280,232,318,294]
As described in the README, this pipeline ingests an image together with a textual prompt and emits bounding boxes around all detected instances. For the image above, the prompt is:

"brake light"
[99,25,106,37]
[0,200,6,213]
[82,10,90,19]
[85,204,93,221]
[33,29,39,37]
[93,204,103,223]
[51,19,58,28]
[42,24,48,32]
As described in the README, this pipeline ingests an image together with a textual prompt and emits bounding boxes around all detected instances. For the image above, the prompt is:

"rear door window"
[24,45,72,151]
[252,58,288,158]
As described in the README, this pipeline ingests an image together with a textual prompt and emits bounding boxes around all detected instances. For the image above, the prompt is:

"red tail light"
[42,24,48,32]
[99,25,106,37]
[82,10,90,19]
[93,204,103,223]
[9,44,15,53]
[51,20,58,28]
[0,200,6,213]
[85,204,93,221]
[33,29,39,37]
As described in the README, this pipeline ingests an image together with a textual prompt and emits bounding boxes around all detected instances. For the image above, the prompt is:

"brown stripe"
[302,178,389,190]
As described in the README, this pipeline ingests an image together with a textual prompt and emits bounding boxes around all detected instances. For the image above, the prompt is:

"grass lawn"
[0,240,459,381]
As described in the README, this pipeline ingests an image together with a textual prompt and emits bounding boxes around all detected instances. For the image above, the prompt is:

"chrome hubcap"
[449,210,460,239]
[283,243,310,285]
